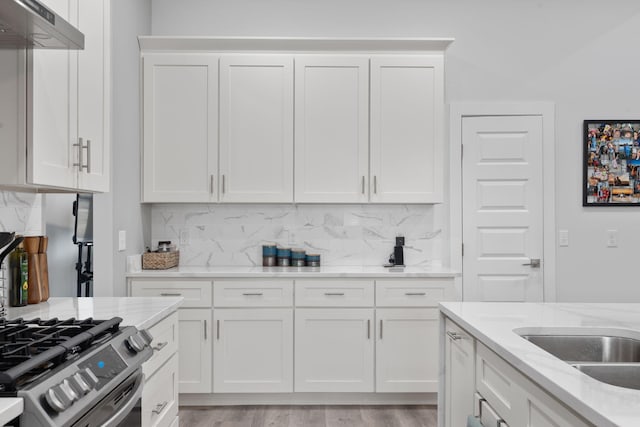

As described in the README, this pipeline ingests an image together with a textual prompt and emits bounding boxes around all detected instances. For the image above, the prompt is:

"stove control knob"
[60,379,79,402]
[80,368,99,388]
[44,386,71,413]
[138,329,153,346]
[125,334,145,353]
[69,372,91,396]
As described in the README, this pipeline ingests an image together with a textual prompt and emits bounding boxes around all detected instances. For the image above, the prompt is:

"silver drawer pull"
[152,401,168,415]
[324,292,345,296]
[405,292,427,296]
[242,292,264,296]
[447,331,463,341]
[152,341,168,352]
[160,293,182,296]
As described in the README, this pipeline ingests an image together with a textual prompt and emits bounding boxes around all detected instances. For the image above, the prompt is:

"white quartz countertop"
[5,297,183,330]
[126,265,459,278]
[439,302,640,427]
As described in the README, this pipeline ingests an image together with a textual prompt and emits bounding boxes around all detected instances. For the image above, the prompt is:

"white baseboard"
[179,392,437,406]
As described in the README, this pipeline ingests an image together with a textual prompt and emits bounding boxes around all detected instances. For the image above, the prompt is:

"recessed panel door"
[462,116,544,301]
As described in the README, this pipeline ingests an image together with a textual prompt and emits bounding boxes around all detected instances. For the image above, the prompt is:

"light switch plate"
[179,229,190,246]
[118,230,126,251]
[607,229,618,248]
[558,230,569,247]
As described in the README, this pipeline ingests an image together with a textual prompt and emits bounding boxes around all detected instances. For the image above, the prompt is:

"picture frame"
[583,120,640,206]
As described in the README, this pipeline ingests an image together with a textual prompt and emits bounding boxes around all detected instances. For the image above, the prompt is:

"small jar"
[291,249,306,267]
[158,241,172,252]
[276,247,291,267]
[305,254,321,267]
[262,244,277,267]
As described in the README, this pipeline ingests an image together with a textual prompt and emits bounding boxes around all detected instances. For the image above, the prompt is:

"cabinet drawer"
[295,279,374,307]
[130,280,212,308]
[476,342,520,426]
[142,353,178,427]
[375,279,452,307]
[143,312,178,379]
[213,280,293,307]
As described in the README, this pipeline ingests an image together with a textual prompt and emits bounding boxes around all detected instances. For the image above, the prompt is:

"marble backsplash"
[151,204,446,267]
[0,191,43,235]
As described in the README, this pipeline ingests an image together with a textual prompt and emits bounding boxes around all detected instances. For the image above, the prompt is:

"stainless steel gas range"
[0,317,152,427]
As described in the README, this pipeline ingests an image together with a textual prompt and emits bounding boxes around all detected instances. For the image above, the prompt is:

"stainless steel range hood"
[0,0,84,49]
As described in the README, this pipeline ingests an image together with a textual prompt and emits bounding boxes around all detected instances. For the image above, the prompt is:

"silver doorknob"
[522,258,541,268]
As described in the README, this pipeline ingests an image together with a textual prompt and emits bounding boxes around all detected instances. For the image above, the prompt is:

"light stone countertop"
[126,265,459,278]
[5,297,183,330]
[439,302,640,427]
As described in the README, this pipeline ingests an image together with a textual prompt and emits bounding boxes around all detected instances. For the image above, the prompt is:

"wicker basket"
[142,251,179,270]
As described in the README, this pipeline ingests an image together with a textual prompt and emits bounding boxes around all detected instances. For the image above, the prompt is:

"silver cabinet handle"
[222,174,226,193]
[242,292,264,296]
[73,137,84,169]
[204,320,207,340]
[522,258,541,268]
[160,293,182,296]
[210,175,214,194]
[84,139,91,173]
[405,292,426,296]
[373,176,377,194]
[361,176,365,194]
[447,331,463,341]
[380,319,383,339]
[216,319,220,340]
[367,319,370,339]
[152,401,168,415]
[152,341,168,352]
[324,292,345,296]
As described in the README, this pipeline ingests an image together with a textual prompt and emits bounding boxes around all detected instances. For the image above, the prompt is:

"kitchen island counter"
[440,302,640,427]
[5,296,183,330]
[126,265,459,278]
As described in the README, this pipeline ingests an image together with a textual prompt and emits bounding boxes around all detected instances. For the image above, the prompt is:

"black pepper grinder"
[393,236,404,266]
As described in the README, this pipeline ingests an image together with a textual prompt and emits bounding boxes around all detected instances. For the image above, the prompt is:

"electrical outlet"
[558,230,569,247]
[607,229,618,248]
[179,229,190,246]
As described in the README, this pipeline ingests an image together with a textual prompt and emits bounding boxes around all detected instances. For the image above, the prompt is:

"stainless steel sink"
[573,364,640,390]
[521,334,640,363]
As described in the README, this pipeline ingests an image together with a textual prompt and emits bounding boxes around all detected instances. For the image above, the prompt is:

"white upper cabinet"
[142,54,219,202]
[29,0,77,189]
[219,55,294,203]
[294,56,369,203]
[370,55,444,203]
[0,0,111,192]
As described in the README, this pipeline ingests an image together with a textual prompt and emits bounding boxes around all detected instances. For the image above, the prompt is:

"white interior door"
[462,115,544,302]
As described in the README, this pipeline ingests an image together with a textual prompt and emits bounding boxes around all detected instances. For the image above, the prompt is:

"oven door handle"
[100,372,145,427]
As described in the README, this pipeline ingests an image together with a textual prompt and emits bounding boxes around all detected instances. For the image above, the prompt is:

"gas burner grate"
[0,317,122,391]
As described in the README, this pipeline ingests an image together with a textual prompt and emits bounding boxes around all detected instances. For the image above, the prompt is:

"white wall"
[149,0,640,302]
[94,0,151,297]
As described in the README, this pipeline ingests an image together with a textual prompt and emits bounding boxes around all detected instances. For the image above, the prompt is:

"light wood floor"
[178,405,437,427]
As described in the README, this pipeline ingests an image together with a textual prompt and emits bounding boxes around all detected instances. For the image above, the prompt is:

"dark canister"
[276,247,291,267]
[8,242,28,307]
[291,248,306,267]
[262,244,277,267]
[305,254,321,267]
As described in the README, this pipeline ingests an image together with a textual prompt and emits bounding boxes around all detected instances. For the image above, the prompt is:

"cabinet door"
[295,308,374,392]
[28,0,78,189]
[219,55,293,202]
[76,0,110,192]
[444,319,475,427]
[143,54,218,202]
[213,308,293,393]
[370,55,444,203]
[376,308,439,392]
[178,309,212,393]
[294,56,369,202]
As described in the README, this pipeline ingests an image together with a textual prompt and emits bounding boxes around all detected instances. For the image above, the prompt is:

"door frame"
[449,103,556,301]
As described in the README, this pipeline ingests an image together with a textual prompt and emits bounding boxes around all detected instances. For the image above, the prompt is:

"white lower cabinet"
[142,353,179,427]
[375,308,439,392]
[443,319,475,427]
[295,308,374,392]
[178,309,212,393]
[213,308,293,393]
